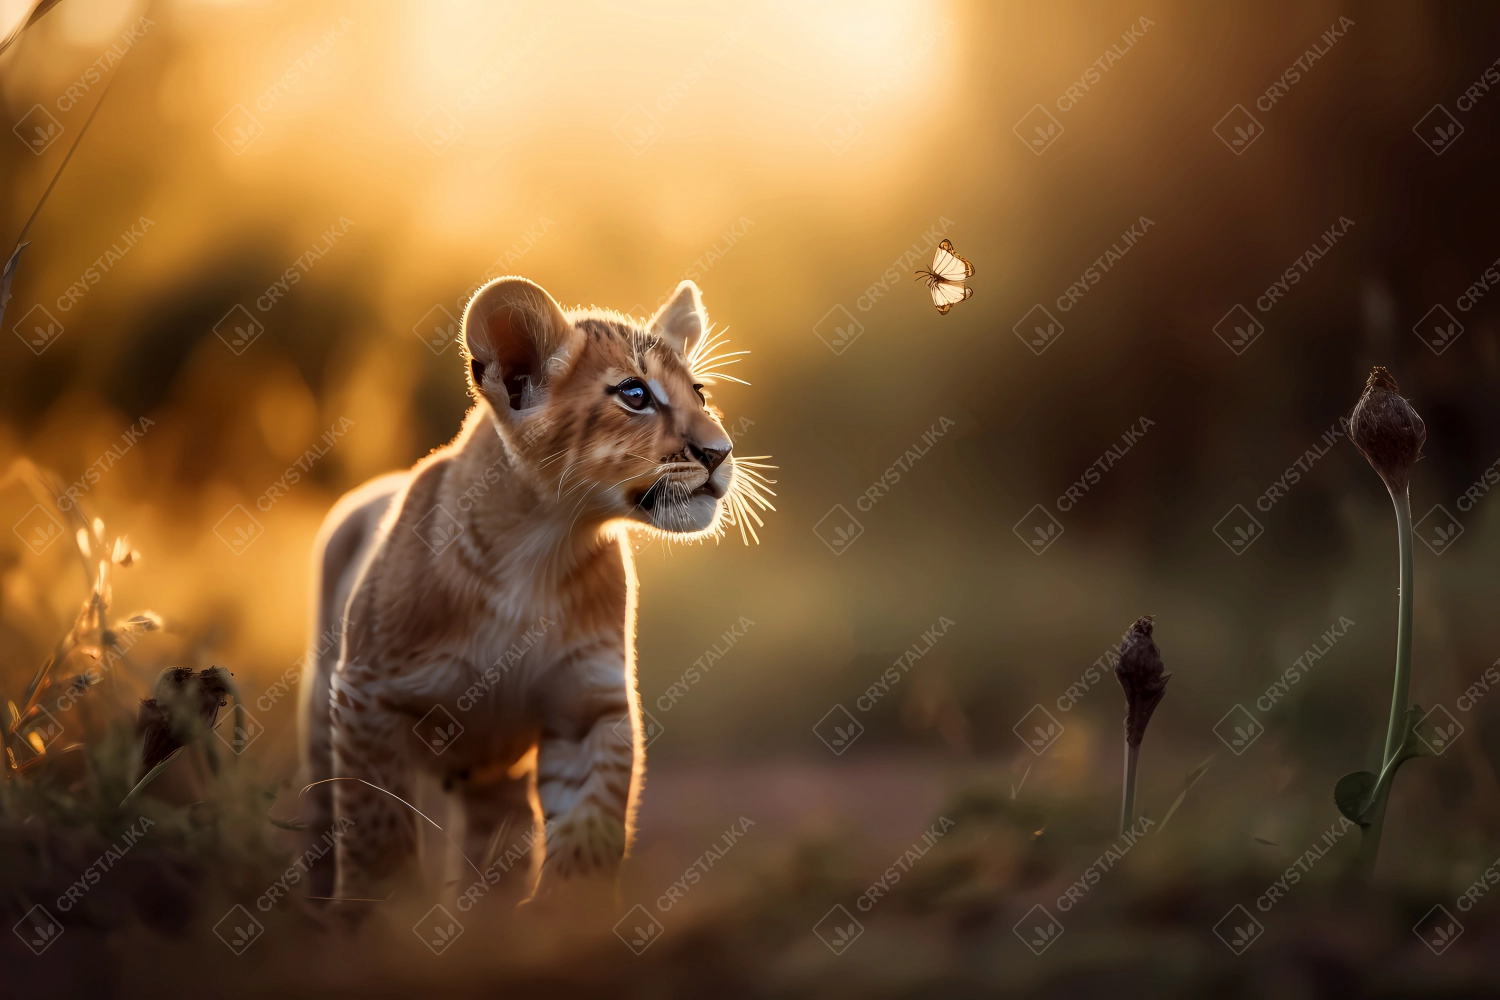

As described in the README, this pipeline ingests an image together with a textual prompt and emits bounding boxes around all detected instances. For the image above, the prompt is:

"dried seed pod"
[1349,367,1426,496]
[136,667,230,771]
[1115,616,1170,747]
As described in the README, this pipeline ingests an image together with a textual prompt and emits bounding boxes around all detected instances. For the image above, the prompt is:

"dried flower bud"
[136,667,231,772]
[1115,616,1170,747]
[1349,367,1426,496]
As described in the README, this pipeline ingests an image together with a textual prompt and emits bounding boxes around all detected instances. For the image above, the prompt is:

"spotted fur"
[300,278,773,903]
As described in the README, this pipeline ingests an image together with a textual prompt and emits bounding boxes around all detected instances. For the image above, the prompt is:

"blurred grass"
[2,508,1498,997]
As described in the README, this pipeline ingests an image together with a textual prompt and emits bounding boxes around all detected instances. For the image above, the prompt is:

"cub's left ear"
[649,280,707,357]
[463,277,575,417]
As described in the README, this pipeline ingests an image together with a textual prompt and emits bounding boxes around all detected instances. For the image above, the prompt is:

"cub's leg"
[330,681,422,900]
[533,657,636,895]
[461,772,540,901]
[302,472,405,899]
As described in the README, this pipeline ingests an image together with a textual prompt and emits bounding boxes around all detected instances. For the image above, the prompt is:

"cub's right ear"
[462,277,574,415]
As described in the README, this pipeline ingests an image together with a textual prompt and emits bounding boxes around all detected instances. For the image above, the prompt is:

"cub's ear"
[463,277,574,414]
[649,280,707,357]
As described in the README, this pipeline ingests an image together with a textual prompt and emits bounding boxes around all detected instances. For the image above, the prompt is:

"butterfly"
[914,239,974,314]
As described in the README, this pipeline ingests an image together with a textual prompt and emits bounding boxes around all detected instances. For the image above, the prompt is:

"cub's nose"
[687,442,730,475]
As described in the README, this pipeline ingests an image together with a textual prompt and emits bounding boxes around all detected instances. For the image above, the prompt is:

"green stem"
[1355,744,1402,876]
[1364,487,1415,875]
[1382,489,1415,767]
[1120,741,1139,836]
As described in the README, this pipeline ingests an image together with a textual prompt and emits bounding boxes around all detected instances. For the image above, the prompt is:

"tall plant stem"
[1119,741,1140,835]
[1381,489,1415,768]
[1362,487,1415,876]
[1355,765,1394,877]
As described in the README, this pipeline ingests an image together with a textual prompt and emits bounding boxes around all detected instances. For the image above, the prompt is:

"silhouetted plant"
[1335,368,1435,876]
[1114,616,1170,834]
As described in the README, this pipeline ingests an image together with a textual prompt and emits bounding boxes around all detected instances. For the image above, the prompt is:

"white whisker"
[709,453,777,545]
[688,326,752,385]
[692,352,749,368]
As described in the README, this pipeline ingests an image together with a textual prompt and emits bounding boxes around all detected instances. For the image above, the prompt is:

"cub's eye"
[692,383,707,407]
[610,377,652,410]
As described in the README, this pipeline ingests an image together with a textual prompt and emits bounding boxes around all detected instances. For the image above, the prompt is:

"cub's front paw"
[542,808,626,880]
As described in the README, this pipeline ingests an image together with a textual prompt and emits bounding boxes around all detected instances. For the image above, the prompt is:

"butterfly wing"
[930,281,974,314]
[931,239,973,281]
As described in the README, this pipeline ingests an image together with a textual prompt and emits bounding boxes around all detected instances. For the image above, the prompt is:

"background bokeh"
[5,0,1500,993]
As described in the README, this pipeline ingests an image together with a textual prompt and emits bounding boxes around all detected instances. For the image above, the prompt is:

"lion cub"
[301,277,769,902]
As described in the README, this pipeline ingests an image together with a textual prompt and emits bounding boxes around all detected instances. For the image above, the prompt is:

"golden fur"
[300,278,772,902]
